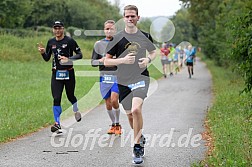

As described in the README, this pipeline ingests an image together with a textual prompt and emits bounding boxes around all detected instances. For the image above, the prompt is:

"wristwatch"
[147,57,152,63]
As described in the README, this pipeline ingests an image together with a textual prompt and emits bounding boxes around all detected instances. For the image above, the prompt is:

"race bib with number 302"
[56,70,69,80]
[128,81,145,91]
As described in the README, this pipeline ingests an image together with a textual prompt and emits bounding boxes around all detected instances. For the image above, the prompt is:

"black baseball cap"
[53,21,64,28]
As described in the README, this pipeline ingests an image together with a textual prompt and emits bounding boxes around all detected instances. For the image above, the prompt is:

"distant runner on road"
[185,45,196,78]
[160,43,170,78]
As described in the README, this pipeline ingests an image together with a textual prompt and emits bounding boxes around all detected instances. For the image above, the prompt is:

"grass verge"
[199,56,252,166]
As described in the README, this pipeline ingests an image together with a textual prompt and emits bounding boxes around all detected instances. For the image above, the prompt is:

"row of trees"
[176,0,252,93]
[1,0,251,92]
[170,8,195,45]
[0,0,121,30]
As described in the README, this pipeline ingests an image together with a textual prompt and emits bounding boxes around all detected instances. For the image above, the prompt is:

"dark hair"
[123,5,138,16]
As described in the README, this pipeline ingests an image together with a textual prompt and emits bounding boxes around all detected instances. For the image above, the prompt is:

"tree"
[170,8,195,45]
[1,0,121,31]
[179,0,252,92]
[230,2,252,93]
[138,18,152,34]
[0,0,32,28]
[24,0,68,28]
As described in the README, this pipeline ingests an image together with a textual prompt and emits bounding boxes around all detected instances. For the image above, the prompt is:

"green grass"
[0,60,99,142]
[0,34,95,62]
[199,56,252,166]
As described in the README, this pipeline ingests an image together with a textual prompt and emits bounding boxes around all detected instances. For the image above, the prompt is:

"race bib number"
[56,70,69,80]
[128,81,145,91]
[102,75,116,83]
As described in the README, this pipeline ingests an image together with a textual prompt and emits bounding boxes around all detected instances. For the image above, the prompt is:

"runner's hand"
[37,42,45,54]
[138,57,149,68]
[58,56,69,63]
[123,53,135,64]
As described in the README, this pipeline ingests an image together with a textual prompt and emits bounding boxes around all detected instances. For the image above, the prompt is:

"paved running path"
[0,59,212,167]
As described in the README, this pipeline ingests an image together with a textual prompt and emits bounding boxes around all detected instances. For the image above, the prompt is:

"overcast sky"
[108,0,182,17]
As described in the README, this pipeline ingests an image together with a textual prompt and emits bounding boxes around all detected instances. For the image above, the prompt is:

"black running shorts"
[118,78,150,110]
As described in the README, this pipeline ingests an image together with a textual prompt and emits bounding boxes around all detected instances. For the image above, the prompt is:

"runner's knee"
[132,107,141,115]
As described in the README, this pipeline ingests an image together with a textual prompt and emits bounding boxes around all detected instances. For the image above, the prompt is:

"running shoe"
[132,146,144,164]
[75,111,81,122]
[114,124,122,135]
[107,124,116,134]
[140,135,146,157]
[51,123,61,133]
[140,135,146,146]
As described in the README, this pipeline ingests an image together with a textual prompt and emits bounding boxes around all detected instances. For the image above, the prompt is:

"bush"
[231,9,252,93]
[66,26,85,38]
[0,28,51,37]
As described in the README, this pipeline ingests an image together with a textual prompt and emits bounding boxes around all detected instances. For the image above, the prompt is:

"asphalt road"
[0,59,212,167]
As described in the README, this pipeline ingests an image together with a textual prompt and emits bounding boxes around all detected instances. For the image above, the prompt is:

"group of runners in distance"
[37,4,197,165]
[160,42,197,79]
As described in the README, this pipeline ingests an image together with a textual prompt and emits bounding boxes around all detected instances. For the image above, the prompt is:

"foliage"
[0,0,121,30]
[170,8,196,45]
[0,33,97,61]
[230,6,252,93]
[0,0,33,28]
[66,26,84,38]
[138,18,152,34]
[178,0,252,92]
[202,58,252,166]
[0,27,52,37]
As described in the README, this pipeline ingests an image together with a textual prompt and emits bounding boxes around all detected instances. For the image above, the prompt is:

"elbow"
[76,52,83,59]
[43,57,50,62]
[76,53,83,59]
[91,60,99,67]
[91,64,98,67]
[150,50,156,55]
[42,53,50,62]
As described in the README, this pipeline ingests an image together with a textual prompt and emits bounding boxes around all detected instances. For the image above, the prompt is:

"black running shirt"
[42,36,82,70]
[107,30,156,85]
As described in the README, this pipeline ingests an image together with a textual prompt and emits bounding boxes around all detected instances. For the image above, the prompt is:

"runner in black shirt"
[104,5,156,165]
[38,21,82,133]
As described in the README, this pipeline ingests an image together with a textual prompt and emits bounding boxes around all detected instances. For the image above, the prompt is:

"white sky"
[108,0,182,17]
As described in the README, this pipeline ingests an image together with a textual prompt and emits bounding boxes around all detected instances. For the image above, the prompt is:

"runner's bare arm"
[138,50,156,68]
[104,53,136,66]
